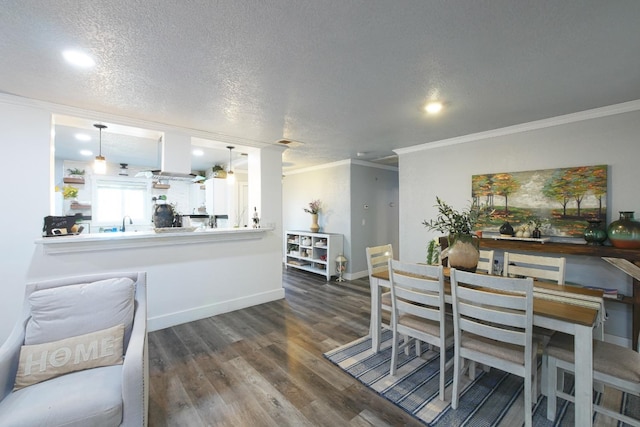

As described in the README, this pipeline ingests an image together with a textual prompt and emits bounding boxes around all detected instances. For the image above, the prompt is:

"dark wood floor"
[148,267,424,427]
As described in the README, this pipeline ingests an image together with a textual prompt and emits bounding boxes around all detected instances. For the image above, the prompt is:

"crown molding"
[396,99,640,155]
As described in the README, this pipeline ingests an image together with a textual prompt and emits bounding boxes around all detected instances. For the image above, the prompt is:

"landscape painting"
[473,165,608,238]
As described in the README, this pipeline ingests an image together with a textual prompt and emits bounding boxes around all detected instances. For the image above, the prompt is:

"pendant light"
[93,124,107,174]
[226,146,235,185]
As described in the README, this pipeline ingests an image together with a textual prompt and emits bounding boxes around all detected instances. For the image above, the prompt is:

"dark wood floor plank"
[148,330,207,427]
[148,267,424,426]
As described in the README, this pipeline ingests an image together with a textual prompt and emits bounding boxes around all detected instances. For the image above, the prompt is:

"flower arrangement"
[422,196,491,235]
[303,199,321,214]
[62,185,79,199]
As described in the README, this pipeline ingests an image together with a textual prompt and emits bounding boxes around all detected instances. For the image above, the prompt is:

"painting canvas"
[473,165,607,238]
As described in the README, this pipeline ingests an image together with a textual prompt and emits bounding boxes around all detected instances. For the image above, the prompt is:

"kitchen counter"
[36,227,273,254]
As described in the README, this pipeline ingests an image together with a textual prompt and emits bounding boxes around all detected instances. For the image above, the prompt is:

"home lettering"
[24,336,116,374]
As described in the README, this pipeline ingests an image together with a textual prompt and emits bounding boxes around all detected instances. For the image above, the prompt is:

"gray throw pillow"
[25,277,135,346]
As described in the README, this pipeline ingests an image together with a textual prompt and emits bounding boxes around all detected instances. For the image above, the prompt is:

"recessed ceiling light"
[425,101,443,115]
[75,133,91,142]
[192,149,204,156]
[79,149,93,156]
[62,50,95,68]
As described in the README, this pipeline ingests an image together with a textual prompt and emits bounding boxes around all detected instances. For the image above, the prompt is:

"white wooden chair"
[476,249,495,274]
[503,252,566,284]
[450,268,537,427]
[388,260,453,401]
[366,244,394,352]
[545,333,640,426]
[503,252,568,391]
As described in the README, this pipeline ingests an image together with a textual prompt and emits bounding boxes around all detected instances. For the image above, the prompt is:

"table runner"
[533,286,606,326]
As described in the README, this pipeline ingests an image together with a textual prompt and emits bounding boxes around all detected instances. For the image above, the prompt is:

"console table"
[479,237,640,348]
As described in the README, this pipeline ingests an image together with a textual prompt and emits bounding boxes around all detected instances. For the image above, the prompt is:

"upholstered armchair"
[0,271,148,427]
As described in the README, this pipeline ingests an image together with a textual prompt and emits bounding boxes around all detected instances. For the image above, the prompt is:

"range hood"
[136,131,204,182]
[136,170,200,181]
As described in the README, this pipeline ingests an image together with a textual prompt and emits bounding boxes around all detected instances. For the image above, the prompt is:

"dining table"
[369,267,605,427]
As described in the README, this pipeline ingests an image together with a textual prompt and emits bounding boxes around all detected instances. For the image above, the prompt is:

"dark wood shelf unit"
[480,237,640,347]
[480,238,640,261]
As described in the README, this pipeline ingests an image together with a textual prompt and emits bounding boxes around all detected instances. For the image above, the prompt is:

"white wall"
[398,104,640,342]
[0,101,51,340]
[350,162,399,275]
[283,162,351,260]
[0,95,285,342]
[283,160,399,277]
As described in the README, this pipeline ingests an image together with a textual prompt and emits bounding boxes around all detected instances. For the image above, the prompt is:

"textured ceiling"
[1,1,639,172]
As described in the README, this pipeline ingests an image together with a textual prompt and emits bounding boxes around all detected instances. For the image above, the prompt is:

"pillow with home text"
[14,324,124,390]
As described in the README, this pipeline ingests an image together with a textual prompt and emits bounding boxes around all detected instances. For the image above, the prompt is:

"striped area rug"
[323,331,640,426]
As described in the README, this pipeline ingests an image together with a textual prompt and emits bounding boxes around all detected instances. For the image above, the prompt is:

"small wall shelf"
[63,177,85,184]
[69,202,91,210]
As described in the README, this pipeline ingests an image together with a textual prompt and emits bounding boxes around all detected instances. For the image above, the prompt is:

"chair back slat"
[476,249,495,275]
[459,318,526,346]
[457,299,527,329]
[389,261,445,313]
[396,298,442,323]
[455,285,527,312]
[504,252,566,284]
[366,245,393,277]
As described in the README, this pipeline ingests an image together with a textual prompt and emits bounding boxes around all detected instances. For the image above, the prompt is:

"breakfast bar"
[32,226,284,333]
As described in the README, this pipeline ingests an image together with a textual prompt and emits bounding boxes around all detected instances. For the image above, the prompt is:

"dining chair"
[366,244,394,352]
[503,252,566,284]
[388,260,453,401]
[545,332,640,426]
[450,268,537,427]
[476,249,495,274]
[501,251,602,399]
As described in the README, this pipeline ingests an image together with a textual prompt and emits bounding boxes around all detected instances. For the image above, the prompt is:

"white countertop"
[36,227,273,254]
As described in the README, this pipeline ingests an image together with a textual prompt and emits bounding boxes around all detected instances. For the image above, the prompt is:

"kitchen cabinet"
[285,231,344,280]
[189,182,207,215]
[205,178,228,216]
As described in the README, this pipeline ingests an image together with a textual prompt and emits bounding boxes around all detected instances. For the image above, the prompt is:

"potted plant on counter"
[422,197,491,272]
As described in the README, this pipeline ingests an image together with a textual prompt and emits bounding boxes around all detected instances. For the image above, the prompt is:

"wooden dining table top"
[371,267,602,327]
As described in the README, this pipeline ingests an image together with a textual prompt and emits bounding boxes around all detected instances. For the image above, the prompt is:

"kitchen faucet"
[121,215,133,232]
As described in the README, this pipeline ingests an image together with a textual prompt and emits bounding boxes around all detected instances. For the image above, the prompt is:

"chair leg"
[540,353,548,396]
[452,348,461,409]
[524,370,532,427]
[546,356,558,421]
[469,360,477,380]
[390,329,399,376]
[532,350,538,404]
[438,344,446,401]
[370,282,382,352]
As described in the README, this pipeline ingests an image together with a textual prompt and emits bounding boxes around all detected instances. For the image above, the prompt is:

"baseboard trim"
[148,288,285,332]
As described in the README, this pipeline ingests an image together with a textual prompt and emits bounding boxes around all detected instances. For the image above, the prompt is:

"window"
[93,178,151,225]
